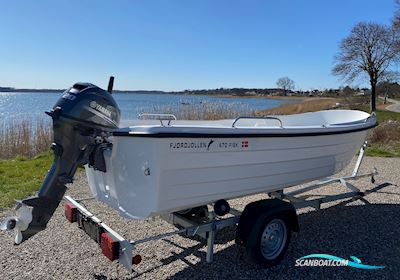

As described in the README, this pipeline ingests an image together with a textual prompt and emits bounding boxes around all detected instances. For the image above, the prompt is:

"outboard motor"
[0,80,120,244]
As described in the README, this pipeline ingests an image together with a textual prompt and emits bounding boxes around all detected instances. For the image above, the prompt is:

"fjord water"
[0,91,287,124]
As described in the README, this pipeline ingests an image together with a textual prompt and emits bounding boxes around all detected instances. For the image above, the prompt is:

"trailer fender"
[235,198,299,246]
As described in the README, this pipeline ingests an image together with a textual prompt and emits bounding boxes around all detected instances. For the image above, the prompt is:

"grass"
[375,110,400,122]
[340,104,400,157]
[256,98,339,115]
[365,144,400,157]
[344,102,400,121]
[0,118,53,207]
[366,117,400,157]
[0,152,53,209]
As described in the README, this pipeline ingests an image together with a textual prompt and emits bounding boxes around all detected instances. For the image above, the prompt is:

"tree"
[332,22,400,112]
[341,86,357,96]
[276,77,295,95]
[378,71,400,103]
[377,80,400,100]
[393,0,400,31]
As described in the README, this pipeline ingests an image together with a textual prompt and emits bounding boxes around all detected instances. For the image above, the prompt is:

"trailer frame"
[64,141,378,272]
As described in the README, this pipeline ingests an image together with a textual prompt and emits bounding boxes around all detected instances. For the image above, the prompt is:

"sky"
[0,0,397,91]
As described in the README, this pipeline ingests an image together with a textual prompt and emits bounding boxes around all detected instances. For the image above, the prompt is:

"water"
[0,91,288,123]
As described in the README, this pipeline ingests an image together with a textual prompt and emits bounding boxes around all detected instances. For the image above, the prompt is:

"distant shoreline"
[0,89,312,102]
[0,89,313,111]
[0,88,332,101]
[0,89,165,94]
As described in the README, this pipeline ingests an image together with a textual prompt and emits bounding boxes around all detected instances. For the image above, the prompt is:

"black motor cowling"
[5,82,120,244]
[54,82,120,130]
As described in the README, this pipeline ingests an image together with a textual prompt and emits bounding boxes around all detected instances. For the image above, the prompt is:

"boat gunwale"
[113,121,377,138]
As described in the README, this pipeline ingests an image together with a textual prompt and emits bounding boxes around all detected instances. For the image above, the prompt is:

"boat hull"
[86,129,369,219]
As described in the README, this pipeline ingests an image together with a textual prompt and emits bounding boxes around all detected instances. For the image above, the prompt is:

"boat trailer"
[63,141,378,272]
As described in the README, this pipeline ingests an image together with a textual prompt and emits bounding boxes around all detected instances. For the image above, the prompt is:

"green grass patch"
[0,152,53,209]
[375,110,400,122]
[349,105,400,122]
[365,143,400,157]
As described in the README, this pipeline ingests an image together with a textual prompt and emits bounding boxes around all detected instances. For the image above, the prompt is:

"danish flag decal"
[241,140,249,148]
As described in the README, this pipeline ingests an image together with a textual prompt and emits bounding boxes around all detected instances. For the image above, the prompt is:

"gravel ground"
[0,156,399,280]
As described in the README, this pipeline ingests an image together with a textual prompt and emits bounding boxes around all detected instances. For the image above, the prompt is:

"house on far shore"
[244,91,257,96]
[361,89,371,96]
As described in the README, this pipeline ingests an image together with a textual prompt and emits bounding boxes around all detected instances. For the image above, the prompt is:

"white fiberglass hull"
[85,110,376,219]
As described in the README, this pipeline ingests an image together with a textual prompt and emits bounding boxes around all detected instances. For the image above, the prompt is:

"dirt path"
[385,97,400,113]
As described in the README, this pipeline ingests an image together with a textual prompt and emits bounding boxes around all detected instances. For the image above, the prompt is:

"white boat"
[86,109,376,219]
[0,82,379,268]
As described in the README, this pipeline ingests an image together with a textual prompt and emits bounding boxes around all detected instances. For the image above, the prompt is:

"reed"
[0,118,52,159]
[145,102,255,120]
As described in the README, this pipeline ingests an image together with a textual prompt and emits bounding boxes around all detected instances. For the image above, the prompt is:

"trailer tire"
[246,214,291,267]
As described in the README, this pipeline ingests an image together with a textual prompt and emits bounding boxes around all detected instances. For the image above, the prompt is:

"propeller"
[0,203,33,244]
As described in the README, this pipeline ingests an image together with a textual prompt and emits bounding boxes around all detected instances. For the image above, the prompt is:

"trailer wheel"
[246,215,291,267]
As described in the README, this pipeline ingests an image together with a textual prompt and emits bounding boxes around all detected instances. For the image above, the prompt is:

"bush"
[368,120,400,143]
